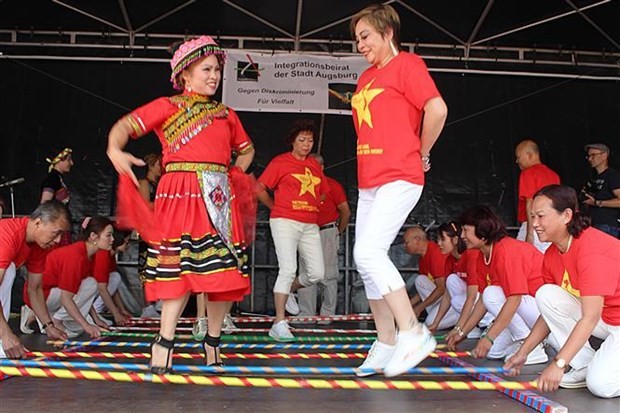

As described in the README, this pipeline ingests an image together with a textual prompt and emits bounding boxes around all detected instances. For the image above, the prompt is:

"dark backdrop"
[1,58,618,224]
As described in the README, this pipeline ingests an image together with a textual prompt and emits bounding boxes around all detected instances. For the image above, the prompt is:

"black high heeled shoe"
[203,334,224,367]
[149,335,175,374]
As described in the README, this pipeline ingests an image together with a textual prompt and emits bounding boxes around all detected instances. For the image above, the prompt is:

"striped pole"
[0,359,509,376]
[129,314,376,325]
[435,353,567,413]
[0,365,537,391]
[27,350,470,361]
[102,331,379,343]
[112,326,378,334]
[47,340,448,351]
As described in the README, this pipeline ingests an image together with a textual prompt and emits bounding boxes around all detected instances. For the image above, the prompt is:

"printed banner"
[222,50,369,114]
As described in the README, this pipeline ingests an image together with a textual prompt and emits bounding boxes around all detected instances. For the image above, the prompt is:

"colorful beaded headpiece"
[46,147,72,172]
[170,36,226,90]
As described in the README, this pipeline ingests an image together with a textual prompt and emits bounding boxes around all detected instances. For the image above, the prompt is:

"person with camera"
[582,143,620,238]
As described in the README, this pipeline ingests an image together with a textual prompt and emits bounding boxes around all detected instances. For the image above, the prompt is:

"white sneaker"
[222,314,237,333]
[285,294,300,315]
[140,305,161,318]
[193,317,208,341]
[269,320,295,342]
[20,305,35,334]
[355,340,396,377]
[467,326,482,339]
[383,324,437,377]
[504,342,548,365]
[0,340,6,359]
[560,367,588,389]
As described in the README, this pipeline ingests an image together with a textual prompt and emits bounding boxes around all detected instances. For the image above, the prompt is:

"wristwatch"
[554,357,567,369]
[596,199,603,207]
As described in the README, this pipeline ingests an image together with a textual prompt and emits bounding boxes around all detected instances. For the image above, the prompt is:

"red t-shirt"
[259,153,330,224]
[317,176,347,226]
[127,93,253,167]
[0,217,47,273]
[92,249,116,284]
[474,237,544,296]
[42,242,93,296]
[445,249,480,287]
[352,52,441,189]
[517,163,560,223]
[419,241,448,282]
[542,227,620,325]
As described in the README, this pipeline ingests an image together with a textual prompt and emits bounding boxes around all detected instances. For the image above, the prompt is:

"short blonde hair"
[350,4,401,50]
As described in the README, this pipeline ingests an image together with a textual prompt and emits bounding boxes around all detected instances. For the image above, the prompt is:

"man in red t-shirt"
[0,201,70,358]
[515,140,560,252]
[297,154,351,323]
[404,227,457,330]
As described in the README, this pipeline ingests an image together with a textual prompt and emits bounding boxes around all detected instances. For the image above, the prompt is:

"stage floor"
[1,319,618,413]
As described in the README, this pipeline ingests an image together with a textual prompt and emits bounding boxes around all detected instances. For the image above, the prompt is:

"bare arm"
[525,198,535,244]
[454,285,479,330]
[419,97,448,158]
[40,190,54,204]
[0,268,27,358]
[96,282,126,325]
[483,294,521,342]
[256,186,274,209]
[235,147,255,172]
[415,277,447,313]
[427,288,452,330]
[137,180,152,205]
[336,201,351,234]
[27,272,67,340]
[107,117,146,186]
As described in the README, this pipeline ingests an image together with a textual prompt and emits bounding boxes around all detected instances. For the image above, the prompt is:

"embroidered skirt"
[119,163,250,301]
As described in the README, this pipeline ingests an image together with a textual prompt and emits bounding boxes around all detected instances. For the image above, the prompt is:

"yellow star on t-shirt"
[351,79,384,129]
[561,269,580,297]
[292,167,321,198]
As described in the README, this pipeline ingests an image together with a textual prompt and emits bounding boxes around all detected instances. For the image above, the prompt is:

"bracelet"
[481,334,494,345]
[42,320,54,329]
[421,155,431,164]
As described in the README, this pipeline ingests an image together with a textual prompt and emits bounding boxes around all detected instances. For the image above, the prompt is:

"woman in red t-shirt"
[257,120,329,342]
[433,222,492,337]
[349,4,448,377]
[91,227,133,326]
[22,217,114,339]
[505,185,620,398]
[450,206,548,366]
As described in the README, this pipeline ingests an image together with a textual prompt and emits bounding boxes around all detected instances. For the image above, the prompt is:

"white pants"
[0,263,16,321]
[536,284,620,398]
[445,273,494,327]
[93,272,122,313]
[298,225,340,316]
[270,218,324,295]
[354,180,423,300]
[482,285,540,357]
[44,277,98,327]
[517,222,551,253]
[415,274,459,330]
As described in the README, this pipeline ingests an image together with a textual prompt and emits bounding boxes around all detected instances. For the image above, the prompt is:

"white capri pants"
[44,277,98,328]
[415,274,459,330]
[517,222,551,253]
[536,284,620,398]
[0,263,16,321]
[354,180,423,300]
[270,218,324,295]
[482,285,540,358]
[298,225,340,316]
[445,274,494,327]
[93,271,122,313]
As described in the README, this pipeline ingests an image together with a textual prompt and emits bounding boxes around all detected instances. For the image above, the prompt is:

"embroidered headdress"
[170,36,226,90]
[46,147,72,172]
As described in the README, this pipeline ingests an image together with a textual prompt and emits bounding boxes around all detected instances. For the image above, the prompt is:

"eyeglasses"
[586,152,604,159]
